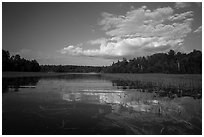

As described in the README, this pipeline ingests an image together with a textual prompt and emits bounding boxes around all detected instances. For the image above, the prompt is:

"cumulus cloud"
[60,45,83,55]
[60,6,194,59]
[169,11,193,21]
[194,26,202,33]
[175,2,190,9]
[61,37,153,58]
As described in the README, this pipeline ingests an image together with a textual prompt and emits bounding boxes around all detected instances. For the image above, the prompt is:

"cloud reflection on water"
[62,89,182,115]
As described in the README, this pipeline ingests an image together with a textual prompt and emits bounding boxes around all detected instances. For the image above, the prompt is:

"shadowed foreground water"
[2,74,202,135]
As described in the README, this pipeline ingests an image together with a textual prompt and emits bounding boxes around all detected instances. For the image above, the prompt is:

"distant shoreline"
[2,71,101,78]
[3,71,201,78]
[3,71,201,91]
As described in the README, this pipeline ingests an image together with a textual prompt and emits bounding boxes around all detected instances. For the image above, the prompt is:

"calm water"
[2,74,202,135]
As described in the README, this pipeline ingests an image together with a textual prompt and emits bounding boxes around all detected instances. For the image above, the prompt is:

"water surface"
[2,74,202,135]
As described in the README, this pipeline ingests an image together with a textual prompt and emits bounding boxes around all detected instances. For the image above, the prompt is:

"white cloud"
[99,12,124,31]
[194,26,202,33]
[61,6,193,59]
[61,37,185,59]
[101,7,174,37]
[60,45,83,55]
[88,38,107,45]
[175,2,190,9]
[99,7,193,38]
[169,11,193,21]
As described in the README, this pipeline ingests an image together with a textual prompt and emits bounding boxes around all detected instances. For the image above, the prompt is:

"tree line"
[2,50,41,72]
[2,49,202,74]
[104,50,202,74]
[40,65,103,73]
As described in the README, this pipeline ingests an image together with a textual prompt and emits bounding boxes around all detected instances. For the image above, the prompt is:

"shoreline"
[2,72,101,78]
[2,71,202,92]
[2,71,201,78]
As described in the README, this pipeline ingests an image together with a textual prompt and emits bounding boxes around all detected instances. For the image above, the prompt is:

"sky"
[2,2,202,66]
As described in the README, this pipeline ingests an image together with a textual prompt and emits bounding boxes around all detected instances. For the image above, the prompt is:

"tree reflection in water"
[2,77,40,93]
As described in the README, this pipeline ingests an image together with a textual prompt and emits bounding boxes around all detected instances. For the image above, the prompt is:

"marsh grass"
[102,73,202,99]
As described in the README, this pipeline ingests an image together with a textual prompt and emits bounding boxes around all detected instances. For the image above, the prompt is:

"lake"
[2,73,202,135]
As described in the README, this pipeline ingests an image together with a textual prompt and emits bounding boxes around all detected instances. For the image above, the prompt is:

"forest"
[105,50,202,74]
[2,50,41,72]
[40,65,103,73]
[2,49,202,74]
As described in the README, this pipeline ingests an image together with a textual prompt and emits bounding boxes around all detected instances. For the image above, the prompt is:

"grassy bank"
[101,73,202,90]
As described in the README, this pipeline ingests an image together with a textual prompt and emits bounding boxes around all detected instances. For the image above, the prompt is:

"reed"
[101,73,202,99]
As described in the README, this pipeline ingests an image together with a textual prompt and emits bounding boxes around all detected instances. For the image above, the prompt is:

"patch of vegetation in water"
[111,79,201,99]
